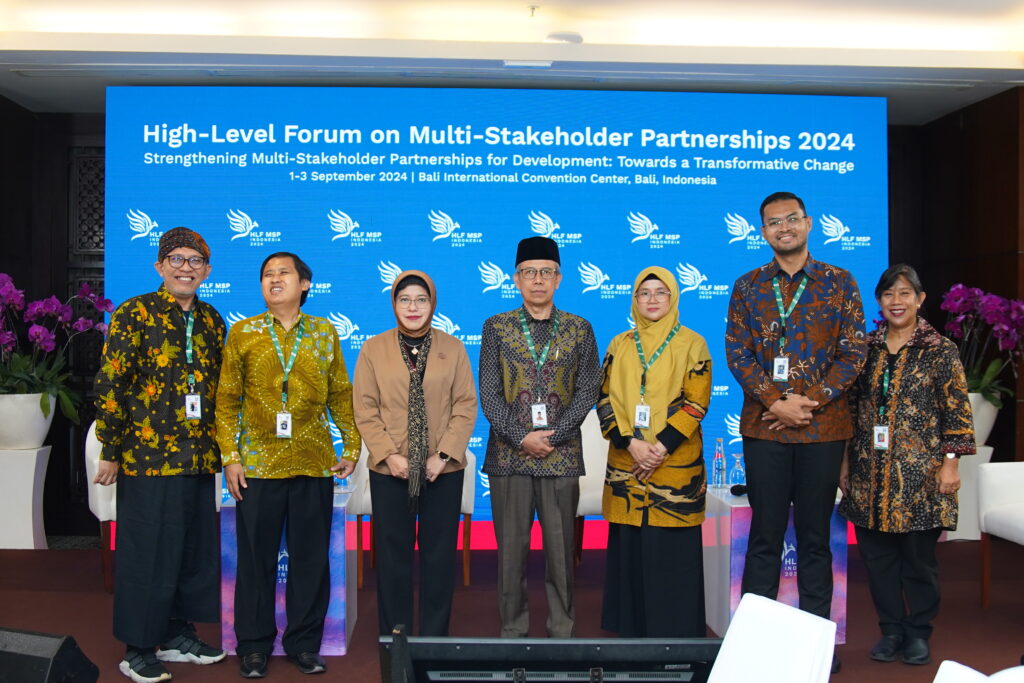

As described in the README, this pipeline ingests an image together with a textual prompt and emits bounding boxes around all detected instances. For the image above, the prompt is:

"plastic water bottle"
[712,438,726,489]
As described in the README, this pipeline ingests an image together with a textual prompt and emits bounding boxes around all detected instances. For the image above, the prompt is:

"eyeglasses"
[517,267,560,280]
[764,215,807,230]
[635,289,671,302]
[165,254,207,269]
[396,296,430,309]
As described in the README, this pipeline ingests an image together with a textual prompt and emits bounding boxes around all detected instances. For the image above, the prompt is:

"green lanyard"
[182,309,196,390]
[266,313,305,408]
[878,358,892,422]
[518,308,561,373]
[633,323,680,401]
[772,275,807,350]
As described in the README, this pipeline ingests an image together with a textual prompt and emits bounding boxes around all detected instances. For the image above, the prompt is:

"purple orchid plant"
[0,273,113,421]
[941,283,1024,409]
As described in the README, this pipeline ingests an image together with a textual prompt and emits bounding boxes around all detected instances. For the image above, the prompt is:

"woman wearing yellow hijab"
[597,265,712,637]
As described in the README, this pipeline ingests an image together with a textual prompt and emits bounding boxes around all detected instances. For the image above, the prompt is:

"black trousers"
[234,476,334,657]
[370,469,464,636]
[602,520,705,638]
[741,437,844,619]
[855,525,942,639]
[113,474,219,648]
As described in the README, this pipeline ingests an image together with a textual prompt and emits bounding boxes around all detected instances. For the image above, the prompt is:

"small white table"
[0,447,51,549]
[701,487,847,643]
[943,445,993,542]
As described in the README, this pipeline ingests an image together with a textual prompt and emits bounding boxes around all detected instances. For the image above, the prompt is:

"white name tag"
[772,355,790,382]
[531,403,548,429]
[276,411,293,438]
[873,425,889,450]
[634,404,651,429]
[185,394,201,420]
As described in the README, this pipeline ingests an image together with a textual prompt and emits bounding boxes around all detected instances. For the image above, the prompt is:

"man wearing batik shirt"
[93,227,227,683]
[479,236,602,639]
[725,191,866,674]
[216,251,360,679]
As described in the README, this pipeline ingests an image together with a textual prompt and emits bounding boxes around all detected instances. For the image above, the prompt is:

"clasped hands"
[628,438,668,481]
[519,429,555,460]
[761,393,819,431]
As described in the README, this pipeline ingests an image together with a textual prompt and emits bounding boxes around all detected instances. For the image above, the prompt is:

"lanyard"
[878,355,894,421]
[633,323,680,401]
[518,308,561,373]
[182,309,196,389]
[266,313,304,407]
[772,275,807,350]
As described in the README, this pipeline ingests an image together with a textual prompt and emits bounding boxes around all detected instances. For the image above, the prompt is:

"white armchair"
[978,461,1024,607]
[574,409,608,566]
[83,421,116,592]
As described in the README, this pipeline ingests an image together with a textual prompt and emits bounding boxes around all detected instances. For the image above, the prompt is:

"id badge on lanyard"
[772,356,789,382]
[531,403,548,429]
[633,403,651,429]
[185,394,202,419]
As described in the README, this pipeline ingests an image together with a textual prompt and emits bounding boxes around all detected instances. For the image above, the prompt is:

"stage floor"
[1,540,1021,682]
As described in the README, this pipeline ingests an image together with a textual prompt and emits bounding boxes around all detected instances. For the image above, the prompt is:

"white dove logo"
[328,210,359,240]
[478,261,511,293]
[627,212,659,243]
[328,313,359,341]
[329,420,344,446]
[676,263,708,294]
[479,469,490,498]
[227,209,259,241]
[578,262,610,294]
[127,209,158,241]
[224,311,249,327]
[781,541,797,561]
[378,260,402,293]
[820,214,851,245]
[627,314,636,329]
[428,210,460,241]
[725,213,756,244]
[528,211,559,238]
[725,413,743,445]
[432,313,461,335]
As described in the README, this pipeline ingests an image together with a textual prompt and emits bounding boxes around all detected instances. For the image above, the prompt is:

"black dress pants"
[114,473,220,648]
[855,525,941,639]
[740,437,844,619]
[370,468,464,636]
[234,476,334,657]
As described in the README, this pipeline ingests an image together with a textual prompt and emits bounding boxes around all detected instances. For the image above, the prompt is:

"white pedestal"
[0,447,51,549]
[943,445,994,542]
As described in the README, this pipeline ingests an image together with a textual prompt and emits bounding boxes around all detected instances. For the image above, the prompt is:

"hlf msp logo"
[428,210,482,247]
[578,262,631,300]
[432,312,481,346]
[227,209,281,247]
[529,211,582,247]
[626,212,679,248]
[478,261,517,299]
[328,209,381,247]
[820,214,870,251]
[127,209,162,247]
[724,213,766,250]
[197,281,231,298]
[378,260,402,293]
[305,281,334,301]
[676,263,729,300]
[328,312,366,350]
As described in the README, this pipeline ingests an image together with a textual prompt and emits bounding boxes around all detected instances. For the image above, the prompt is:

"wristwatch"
[438,451,451,462]
[945,452,958,460]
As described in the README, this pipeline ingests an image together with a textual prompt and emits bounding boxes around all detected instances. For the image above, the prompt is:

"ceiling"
[2,0,1024,125]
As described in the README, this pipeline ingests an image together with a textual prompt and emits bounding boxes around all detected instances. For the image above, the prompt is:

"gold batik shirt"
[215,312,360,478]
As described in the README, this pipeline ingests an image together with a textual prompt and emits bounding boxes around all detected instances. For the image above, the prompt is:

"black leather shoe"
[901,637,930,665]
[290,652,326,675]
[831,653,841,674]
[870,635,904,662]
[239,652,268,678]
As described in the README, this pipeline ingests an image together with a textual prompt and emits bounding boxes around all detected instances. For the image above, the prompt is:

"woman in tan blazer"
[353,270,477,636]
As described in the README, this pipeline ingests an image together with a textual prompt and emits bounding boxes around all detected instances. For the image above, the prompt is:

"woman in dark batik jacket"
[840,263,975,667]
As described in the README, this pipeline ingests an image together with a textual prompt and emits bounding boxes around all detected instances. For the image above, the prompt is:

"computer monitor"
[380,628,722,682]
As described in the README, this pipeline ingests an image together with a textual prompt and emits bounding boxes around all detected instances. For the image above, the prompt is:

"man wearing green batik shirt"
[216,251,360,678]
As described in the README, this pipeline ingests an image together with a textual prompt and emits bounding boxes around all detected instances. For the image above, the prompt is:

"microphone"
[729,484,748,496]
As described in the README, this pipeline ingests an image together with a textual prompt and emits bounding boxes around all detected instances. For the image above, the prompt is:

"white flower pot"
[0,393,56,450]
[969,392,998,447]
